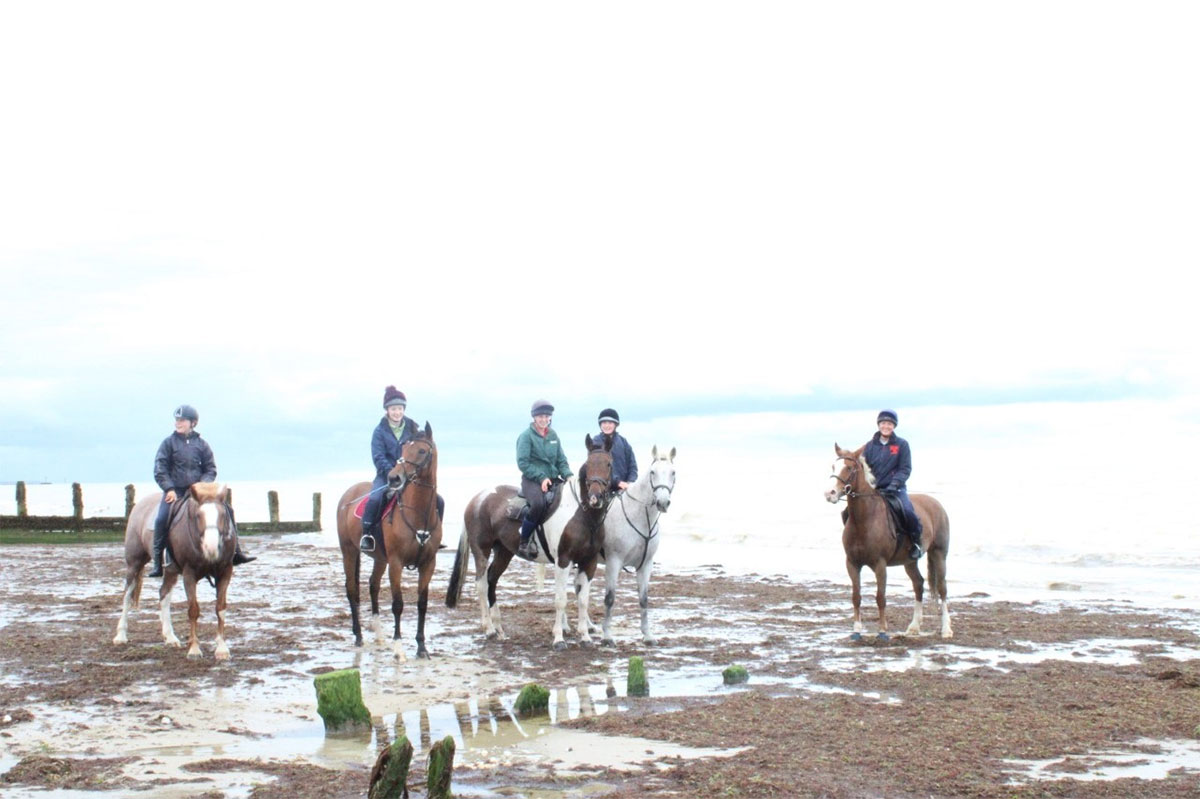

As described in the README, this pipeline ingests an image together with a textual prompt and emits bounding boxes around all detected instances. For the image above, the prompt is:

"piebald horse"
[446,435,610,646]
[825,443,952,641]
[113,482,237,659]
[336,423,442,660]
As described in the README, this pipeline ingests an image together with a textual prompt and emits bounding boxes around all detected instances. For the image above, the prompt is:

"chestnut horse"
[113,482,237,659]
[825,443,952,641]
[445,435,610,646]
[336,422,442,660]
[551,435,614,649]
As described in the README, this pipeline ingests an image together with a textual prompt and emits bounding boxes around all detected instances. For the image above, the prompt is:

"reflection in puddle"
[1003,738,1200,783]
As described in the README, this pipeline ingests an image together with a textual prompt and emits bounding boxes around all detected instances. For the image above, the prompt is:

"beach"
[2,532,1199,798]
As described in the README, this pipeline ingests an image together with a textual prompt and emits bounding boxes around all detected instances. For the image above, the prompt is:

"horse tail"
[445,528,469,608]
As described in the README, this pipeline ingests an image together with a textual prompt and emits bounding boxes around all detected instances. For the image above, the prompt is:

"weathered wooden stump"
[314,668,371,732]
[427,735,456,799]
[628,656,649,697]
[368,735,413,799]
[723,664,749,685]
[514,683,550,717]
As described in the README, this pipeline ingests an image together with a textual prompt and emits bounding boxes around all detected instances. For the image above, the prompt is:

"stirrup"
[359,534,375,553]
[516,540,537,561]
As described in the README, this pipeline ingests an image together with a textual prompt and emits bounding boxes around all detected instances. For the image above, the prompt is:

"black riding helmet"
[598,408,620,425]
[174,404,199,424]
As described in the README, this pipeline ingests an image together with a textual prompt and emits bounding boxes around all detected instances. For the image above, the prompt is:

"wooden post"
[368,735,413,799]
[16,481,27,517]
[268,490,280,527]
[125,484,136,519]
[426,735,456,799]
[312,492,322,531]
[72,483,84,526]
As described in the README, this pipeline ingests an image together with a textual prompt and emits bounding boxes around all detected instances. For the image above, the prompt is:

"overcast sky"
[2,2,1197,483]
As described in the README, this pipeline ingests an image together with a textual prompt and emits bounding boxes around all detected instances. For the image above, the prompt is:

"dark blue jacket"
[372,416,419,479]
[154,432,217,493]
[864,432,912,492]
[597,431,638,489]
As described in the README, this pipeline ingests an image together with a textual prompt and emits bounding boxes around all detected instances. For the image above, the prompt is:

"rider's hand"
[165,490,177,503]
[617,481,629,490]
[541,478,552,492]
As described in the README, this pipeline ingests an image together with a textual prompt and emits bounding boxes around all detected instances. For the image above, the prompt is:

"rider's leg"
[148,495,171,577]
[360,477,386,553]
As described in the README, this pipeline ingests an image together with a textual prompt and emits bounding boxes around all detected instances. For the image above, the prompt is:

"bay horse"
[551,435,614,650]
[594,445,675,646]
[825,442,952,641]
[113,482,237,659]
[336,422,442,660]
[445,435,608,646]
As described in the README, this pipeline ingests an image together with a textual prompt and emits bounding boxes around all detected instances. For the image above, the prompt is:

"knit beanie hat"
[383,386,407,409]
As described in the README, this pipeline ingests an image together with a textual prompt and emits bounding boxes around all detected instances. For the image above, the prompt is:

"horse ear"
[651,445,658,460]
[668,447,676,462]
[605,435,614,452]
[423,421,433,440]
[585,433,594,451]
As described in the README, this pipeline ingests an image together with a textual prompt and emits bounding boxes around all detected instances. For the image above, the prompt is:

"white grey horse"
[596,445,676,645]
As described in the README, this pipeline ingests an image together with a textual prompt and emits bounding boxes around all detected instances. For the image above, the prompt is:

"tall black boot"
[909,532,923,560]
[516,519,538,560]
[148,524,168,577]
[232,545,257,565]
[360,522,378,553]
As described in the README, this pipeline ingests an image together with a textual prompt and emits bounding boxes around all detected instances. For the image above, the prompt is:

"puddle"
[1003,737,1200,783]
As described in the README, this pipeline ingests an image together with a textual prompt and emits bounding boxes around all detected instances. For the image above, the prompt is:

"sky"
[2,2,1198,483]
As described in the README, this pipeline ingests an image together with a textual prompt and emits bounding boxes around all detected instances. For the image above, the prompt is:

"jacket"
[516,424,571,483]
[372,416,419,478]
[597,431,638,488]
[154,432,217,493]
[864,432,912,492]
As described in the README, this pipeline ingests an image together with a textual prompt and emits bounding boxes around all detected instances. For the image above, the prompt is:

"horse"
[594,445,676,646]
[113,482,237,659]
[824,442,952,641]
[445,435,610,645]
[551,435,614,650]
[335,422,442,660]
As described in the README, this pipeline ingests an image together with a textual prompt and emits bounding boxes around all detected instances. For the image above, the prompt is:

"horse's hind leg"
[636,565,655,646]
[213,566,232,660]
[552,565,570,651]
[342,546,364,647]
[158,572,182,647]
[484,549,513,640]
[113,566,141,645]
[576,561,598,642]
[903,562,925,636]
[929,549,953,638]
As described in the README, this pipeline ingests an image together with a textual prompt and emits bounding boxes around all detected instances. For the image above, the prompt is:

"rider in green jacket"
[515,399,571,560]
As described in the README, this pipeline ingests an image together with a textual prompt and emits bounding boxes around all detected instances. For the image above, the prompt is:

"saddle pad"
[354,494,397,520]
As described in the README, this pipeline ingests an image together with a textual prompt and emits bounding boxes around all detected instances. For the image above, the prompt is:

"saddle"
[354,493,398,521]
[504,483,564,521]
[881,493,921,541]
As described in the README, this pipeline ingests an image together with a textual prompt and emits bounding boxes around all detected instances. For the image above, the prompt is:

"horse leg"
[213,565,233,660]
[387,560,406,662]
[415,557,434,659]
[576,560,598,644]
[929,548,953,638]
[113,563,141,645]
[601,555,622,646]
[903,562,925,636]
[873,562,889,641]
[342,545,364,647]
[637,564,655,646]
[184,574,203,658]
[846,560,864,641]
[158,572,182,647]
[552,564,569,651]
[369,554,386,616]
[485,549,514,640]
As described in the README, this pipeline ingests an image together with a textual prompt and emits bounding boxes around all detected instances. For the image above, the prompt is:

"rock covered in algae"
[367,735,413,799]
[628,656,649,697]
[514,683,550,716]
[722,664,750,685]
[427,734,456,799]
[314,668,371,732]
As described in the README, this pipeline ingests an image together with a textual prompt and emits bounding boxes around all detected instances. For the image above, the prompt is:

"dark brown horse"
[336,423,442,659]
[825,443,952,641]
[446,434,610,647]
[551,435,614,649]
[113,482,237,659]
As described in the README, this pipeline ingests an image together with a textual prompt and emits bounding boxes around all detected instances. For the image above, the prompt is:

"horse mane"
[190,482,222,502]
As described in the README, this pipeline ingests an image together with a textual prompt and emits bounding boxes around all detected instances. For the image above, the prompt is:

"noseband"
[830,456,859,501]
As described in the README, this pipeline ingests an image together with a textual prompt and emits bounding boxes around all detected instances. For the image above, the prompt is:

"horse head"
[648,445,677,511]
[825,443,872,503]
[188,482,234,563]
[582,433,614,508]
[394,423,438,546]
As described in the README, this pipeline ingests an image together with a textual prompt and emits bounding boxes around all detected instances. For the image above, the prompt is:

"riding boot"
[516,519,537,560]
[908,534,923,561]
[148,521,168,577]
[360,522,377,554]
[232,546,257,565]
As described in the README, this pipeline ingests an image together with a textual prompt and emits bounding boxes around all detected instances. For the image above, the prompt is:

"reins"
[617,471,673,572]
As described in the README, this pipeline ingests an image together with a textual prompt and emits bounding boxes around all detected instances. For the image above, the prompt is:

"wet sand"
[2,535,1199,798]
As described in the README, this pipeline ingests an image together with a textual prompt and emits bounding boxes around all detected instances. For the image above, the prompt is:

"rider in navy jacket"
[580,408,638,491]
[863,409,923,559]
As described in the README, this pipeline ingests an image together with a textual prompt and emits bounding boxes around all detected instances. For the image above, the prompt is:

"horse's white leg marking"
[535,562,547,589]
[601,556,621,644]
[637,565,654,645]
[159,592,181,646]
[575,569,593,643]
[113,581,135,645]
[214,608,229,660]
[492,601,505,640]
[393,637,407,662]
[905,598,924,636]
[940,599,953,638]
[552,566,568,648]
[475,573,495,637]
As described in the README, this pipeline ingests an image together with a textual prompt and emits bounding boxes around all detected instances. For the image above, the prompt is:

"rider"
[515,399,572,560]
[863,408,923,560]
[360,385,444,553]
[578,408,638,492]
[148,404,255,578]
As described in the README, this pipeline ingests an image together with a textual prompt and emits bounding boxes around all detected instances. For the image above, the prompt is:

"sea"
[7,401,1199,611]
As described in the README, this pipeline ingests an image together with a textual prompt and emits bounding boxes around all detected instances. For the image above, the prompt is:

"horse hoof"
[486,631,499,641]
[579,639,593,649]
[642,638,657,647]
[417,649,430,659]
[553,641,567,652]
[876,632,890,642]
[850,632,863,642]
[601,638,616,647]
[353,636,364,647]
[215,649,230,661]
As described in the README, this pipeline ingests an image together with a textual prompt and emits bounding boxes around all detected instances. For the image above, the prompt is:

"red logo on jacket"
[889,445,899,455]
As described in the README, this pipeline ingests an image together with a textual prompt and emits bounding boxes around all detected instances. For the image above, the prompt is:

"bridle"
[829,455,861,502]
[618,460,675,571]
[584,450,614,506]
[386,438,438,547]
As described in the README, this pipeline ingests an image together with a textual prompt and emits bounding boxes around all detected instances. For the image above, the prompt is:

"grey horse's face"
[648,454,676,512]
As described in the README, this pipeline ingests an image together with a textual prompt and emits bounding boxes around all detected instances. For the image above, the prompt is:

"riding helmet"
[597,408,620,425]
[877,409,898,426]
[530,399,555,417]
[174,404,199,423]
[383,385,407,409]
